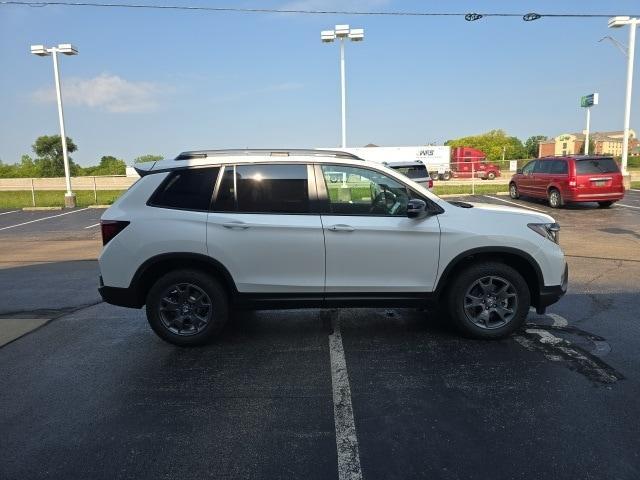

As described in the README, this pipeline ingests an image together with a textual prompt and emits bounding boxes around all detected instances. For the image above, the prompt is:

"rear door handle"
[222,221,250,229]
[327,224,355,232]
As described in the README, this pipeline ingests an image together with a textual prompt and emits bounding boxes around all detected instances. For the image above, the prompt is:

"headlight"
[528,222,560,244]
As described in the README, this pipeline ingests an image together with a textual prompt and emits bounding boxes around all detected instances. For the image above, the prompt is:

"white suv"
[99,149,567,346]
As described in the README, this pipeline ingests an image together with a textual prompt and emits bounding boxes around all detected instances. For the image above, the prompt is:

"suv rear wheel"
[447,262,530,339]
[146,269,229,346]
[548,188,562,208]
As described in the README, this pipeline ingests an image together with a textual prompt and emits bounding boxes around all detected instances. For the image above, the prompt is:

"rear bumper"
[564,191,624,202]
[536,263,568,313]
[99,276,143,308]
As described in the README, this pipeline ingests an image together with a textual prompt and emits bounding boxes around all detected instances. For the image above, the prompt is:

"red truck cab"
[450,147,501,180]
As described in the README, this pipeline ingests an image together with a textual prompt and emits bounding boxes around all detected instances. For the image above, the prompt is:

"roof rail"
[174,149,363,161]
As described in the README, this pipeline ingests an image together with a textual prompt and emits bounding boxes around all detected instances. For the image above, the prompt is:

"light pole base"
[64,193,77,208]
[622,173,632,190]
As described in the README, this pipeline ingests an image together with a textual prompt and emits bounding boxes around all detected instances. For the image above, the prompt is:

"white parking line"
[483,195,548,213]
[328,315,363,480]
[617,203,640,210]
[84,223,101,229]
[0,210,20,216]
[546,313,568,328]
[629,189,640,192]
[0,208,91,231]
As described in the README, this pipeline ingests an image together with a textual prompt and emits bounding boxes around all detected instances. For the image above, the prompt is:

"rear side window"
[390,165,428,179]
[150,167,219,211]
[232,164,309,213]
[549,160,568,174]
[576,158,620,174]
[534,160,551,173]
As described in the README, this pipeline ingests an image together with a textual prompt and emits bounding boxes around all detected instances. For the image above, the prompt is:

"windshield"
[575,158,620,174]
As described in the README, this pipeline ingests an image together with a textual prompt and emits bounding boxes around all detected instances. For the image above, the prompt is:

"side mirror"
[516,168,523,174]
[407,199,427,219]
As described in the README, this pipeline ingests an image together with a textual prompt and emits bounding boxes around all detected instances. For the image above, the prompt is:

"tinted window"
[320,165,411,216]
[235,164,309,213]
[522,161,535,174]
[576,158,620,174]
[389,164,428,179]
[533,160,551,173]
[150,167,219,211]
[549,160,568,174]
[213,167,235,212]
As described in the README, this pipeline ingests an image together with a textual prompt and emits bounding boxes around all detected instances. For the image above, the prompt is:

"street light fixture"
[608,16,638,187]
[30,43,78,207]
[321,24,364,148]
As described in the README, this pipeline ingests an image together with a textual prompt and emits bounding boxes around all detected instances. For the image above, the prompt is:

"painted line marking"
[617,203,640,210]
[84,223,101,229]
[546,313,569,328]
[328,313,363,480]
[0,210,20,216]
[629,189,640,192]
[483,195,548,213]
[0,208,91,231]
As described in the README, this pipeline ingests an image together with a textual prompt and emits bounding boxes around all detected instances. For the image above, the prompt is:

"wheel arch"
[435,247,543,307]
[130,253,238,306]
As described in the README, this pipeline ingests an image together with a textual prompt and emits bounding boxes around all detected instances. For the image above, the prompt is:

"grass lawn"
[0,190,125,209]
[432,183,507,196]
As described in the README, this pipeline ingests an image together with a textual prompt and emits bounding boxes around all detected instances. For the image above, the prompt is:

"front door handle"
[222,221,250,229]
[327,224,355,232]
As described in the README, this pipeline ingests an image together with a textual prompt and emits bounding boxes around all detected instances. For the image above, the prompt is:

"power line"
[0,1,637,21]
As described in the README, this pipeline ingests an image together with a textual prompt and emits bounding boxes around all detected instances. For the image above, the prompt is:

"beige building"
[538,130,637,157]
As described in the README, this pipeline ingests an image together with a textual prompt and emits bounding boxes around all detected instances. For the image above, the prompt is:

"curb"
[87,205,111,209]
[437,191,509,198]
[22,206,63,211]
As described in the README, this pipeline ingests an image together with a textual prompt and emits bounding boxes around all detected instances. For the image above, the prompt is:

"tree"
[524,135,548,158]
[444,130,527,162]
[32,135,79,177]
[579,138,596,155]
[82,155,126,176]
[134,154,163,164]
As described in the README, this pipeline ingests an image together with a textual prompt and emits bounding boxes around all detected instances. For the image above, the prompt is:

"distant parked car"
[509,155,625,208]
[384,161,433,190]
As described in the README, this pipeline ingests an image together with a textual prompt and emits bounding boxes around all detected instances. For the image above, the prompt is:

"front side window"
[320,165,411,216]
[219,164,310,214]
[522,161,535,175]
[150,167,219,211]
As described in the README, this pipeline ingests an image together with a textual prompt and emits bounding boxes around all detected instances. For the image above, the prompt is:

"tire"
[442,172,451,181]
[430,171,439,181]
[486,171,497,180]
[598,201,614,208]
[447,262,530,339]
[509,182,519,199]
[146,269,229,346]
[548,188,562,208]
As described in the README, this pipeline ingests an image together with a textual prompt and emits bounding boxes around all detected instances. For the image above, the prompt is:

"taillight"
[101,220,129,245]
[428,179,433,189]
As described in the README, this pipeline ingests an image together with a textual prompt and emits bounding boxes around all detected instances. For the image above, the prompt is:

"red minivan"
[509,155,625,208]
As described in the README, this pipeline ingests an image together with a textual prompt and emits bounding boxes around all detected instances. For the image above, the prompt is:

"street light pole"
[340,37,347,148]
[321,25,364,149]
[30,43,78,207]
[621,21,636,176]
[608,16,638,188]
[585,107,591,155]
[51,49,73,201]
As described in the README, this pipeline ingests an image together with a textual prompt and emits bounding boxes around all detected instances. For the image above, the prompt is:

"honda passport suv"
[99,149,567,346]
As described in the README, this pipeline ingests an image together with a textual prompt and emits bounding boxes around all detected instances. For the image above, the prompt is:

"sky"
[1,0,640,166]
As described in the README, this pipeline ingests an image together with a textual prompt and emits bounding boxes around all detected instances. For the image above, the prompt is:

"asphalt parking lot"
[1,191,640,479]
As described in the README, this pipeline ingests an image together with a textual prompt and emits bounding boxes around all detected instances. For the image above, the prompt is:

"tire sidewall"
[548,189,561,208]
[146,270,229,346]
[509,183,518,199]
[447,262,531,339]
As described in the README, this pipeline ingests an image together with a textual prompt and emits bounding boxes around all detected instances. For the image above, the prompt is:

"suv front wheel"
[447,262,530,339]
[146,269,229,346]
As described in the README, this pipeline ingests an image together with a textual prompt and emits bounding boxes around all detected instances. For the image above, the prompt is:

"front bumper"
[535,263,568,314]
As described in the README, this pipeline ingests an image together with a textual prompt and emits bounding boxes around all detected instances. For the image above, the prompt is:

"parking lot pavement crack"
[514,327,623,385]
